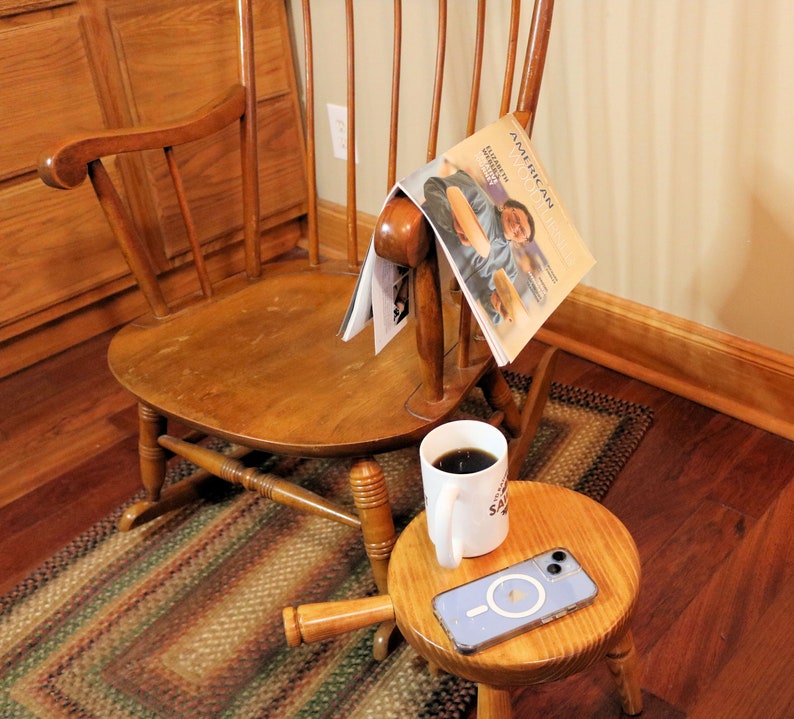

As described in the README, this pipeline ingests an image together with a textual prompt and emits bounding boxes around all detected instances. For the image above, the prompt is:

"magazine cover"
[340,113,594,366]
[398,113,595,364]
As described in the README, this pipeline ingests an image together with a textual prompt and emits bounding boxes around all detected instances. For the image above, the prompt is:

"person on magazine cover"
[422,169,535,324]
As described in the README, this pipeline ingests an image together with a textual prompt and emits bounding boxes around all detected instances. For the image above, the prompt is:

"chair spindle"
[87,159,170,318]
[237,0,261,278]
[164,146,213,298]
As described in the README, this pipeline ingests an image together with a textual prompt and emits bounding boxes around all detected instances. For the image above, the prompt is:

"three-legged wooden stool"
[284,481,643,717]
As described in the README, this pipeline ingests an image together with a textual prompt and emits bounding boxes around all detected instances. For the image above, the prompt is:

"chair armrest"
[374,192,446,402]
[373,193,432,268]
[38,84,247,190]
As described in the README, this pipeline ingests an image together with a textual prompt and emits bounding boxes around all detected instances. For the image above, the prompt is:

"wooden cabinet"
[0,0,307,377]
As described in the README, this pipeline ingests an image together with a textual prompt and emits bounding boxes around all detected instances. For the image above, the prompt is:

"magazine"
[339,113,595,366]
[337,219,413,354]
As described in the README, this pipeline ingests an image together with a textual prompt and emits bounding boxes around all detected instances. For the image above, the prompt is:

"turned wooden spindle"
[348,458,397,596]
[157,435,361,528]
[138,403,168,502]
[283,594,395,647]
[478,368,523,437]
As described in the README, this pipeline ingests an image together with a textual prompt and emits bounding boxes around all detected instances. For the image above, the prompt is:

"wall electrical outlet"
[327,103,357,162]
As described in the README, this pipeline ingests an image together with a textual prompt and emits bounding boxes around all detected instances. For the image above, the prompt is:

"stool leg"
[372,620,399,661]
[478,684,513,719]
[605,630,643,716]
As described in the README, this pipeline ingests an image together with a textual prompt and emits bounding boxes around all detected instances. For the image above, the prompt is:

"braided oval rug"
[0,373,652,719]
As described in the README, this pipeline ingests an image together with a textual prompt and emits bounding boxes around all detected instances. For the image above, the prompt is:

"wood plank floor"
[1,331,793,718]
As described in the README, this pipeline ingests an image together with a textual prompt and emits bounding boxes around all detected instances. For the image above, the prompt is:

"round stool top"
[388,481,641,687]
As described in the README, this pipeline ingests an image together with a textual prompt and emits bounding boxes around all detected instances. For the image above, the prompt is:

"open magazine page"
[338,239,375,340]
[372,255,411,353]
[397,113,595,365]
[338,185,413,349]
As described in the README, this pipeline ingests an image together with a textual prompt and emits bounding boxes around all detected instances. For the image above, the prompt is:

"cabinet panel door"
[0,16,106,179]
[0,0,307,372]
[0,179,129,325]
[107,0,291,122]
[0,14,126,325]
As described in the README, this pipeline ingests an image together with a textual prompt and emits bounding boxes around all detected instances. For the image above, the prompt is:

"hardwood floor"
[1,331,793,718]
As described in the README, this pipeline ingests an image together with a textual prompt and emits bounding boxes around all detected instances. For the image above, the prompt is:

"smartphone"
[432,547,598,654]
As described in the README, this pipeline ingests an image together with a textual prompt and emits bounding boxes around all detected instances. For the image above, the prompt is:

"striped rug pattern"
[0,375,652,718]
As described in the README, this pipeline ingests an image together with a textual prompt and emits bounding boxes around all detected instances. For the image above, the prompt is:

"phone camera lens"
[551,550,567,562]
[547,563,562,575]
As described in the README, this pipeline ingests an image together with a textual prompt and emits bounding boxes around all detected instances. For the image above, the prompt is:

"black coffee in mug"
[432,447,497,474]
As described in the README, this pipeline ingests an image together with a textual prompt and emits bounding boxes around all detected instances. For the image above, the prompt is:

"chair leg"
[477,684,513,719]
[506,346,559,481]
[348,458,397,595]
[605,630,643,716]
[119,404,233,531]
[138,403,168,502]
[349,457,400,660]
[479,365,523,436]
[478,348,559,482]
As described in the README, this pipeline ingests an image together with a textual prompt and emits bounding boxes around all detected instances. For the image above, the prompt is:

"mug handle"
[432,483,463,569]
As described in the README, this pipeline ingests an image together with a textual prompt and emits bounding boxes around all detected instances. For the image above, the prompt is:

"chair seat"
[109,268,492,457]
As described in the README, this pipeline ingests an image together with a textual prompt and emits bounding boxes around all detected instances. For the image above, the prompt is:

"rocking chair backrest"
[291,1,555,401]
[298,0,555,268]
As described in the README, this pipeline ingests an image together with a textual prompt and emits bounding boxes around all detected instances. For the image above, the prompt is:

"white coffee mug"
[420,420,509,569]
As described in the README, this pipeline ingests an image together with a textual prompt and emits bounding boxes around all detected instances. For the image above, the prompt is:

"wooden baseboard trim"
[318,202,794,440]
[537,285,794,441]
[310,199,376,263]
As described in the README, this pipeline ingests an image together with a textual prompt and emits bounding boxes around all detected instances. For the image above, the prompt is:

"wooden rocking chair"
[38,0,558,657]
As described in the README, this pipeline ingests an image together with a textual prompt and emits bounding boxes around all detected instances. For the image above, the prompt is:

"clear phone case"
[432,547,598,654]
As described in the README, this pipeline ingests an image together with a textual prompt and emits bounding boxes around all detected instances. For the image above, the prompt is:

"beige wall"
[288,1,794,355]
